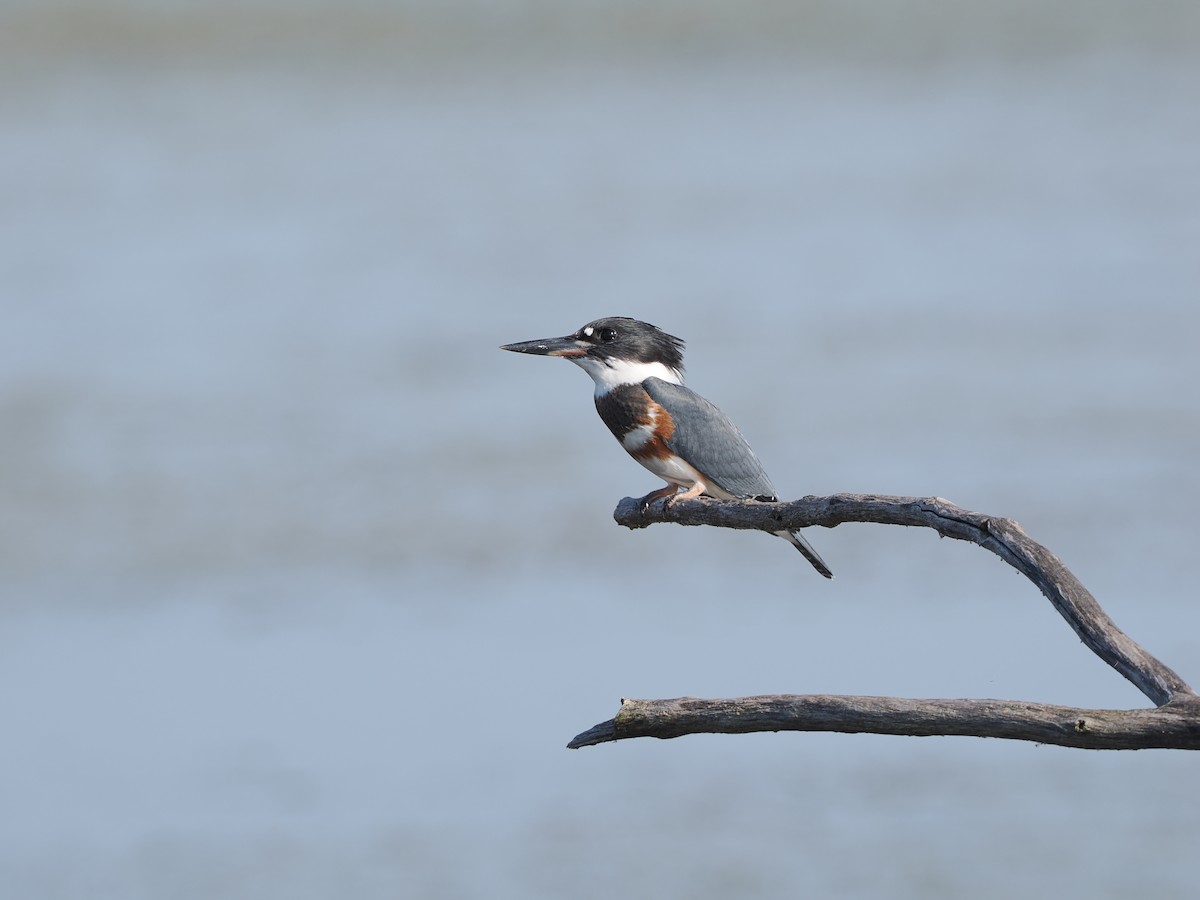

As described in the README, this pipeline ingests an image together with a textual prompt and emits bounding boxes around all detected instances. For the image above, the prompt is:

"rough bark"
[567,493,1198,750]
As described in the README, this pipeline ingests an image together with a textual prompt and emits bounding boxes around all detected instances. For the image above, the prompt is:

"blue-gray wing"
[643,377,778,500]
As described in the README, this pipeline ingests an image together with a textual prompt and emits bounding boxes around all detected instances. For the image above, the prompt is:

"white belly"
[632,451,736,500]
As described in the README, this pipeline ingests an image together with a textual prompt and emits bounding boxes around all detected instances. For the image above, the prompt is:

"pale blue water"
[2,3,1199,898]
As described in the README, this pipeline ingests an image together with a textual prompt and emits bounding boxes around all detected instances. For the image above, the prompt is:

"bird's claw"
[638,487,678,514]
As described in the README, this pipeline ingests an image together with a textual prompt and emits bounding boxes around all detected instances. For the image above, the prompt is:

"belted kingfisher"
[500,316,833,578]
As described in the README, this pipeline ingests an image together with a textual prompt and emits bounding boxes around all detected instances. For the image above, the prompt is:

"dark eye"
[598,328,617,342]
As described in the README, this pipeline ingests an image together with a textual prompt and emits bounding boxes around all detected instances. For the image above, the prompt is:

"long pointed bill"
[499,335,587,358]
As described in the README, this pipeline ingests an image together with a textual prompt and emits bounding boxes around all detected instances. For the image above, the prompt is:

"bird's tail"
[775,530,833,579]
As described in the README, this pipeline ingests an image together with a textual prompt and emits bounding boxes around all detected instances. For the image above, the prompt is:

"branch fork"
[567,493,1197,750]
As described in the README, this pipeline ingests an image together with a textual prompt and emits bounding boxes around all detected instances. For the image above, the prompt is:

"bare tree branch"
[569,695,1200,750]
[565,493,1199,751]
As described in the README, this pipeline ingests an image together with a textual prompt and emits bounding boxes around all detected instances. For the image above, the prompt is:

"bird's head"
[500,317,685,393]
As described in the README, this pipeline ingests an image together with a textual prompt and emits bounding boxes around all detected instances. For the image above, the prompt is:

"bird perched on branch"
[500,316,832,578]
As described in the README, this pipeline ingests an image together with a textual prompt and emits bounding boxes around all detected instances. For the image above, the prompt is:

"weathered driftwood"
[569,493,1199,750]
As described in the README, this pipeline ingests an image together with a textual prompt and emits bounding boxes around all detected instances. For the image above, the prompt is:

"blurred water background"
[2,1,1199,897]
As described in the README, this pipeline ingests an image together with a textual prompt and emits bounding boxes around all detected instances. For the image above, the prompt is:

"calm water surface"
[2,5,1199,898]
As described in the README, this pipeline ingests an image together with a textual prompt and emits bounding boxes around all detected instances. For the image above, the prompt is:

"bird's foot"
[638,486,679,513]
[665,482,706,509]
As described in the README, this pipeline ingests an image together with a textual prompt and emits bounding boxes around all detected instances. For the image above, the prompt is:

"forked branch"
[568,493,1198,750]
